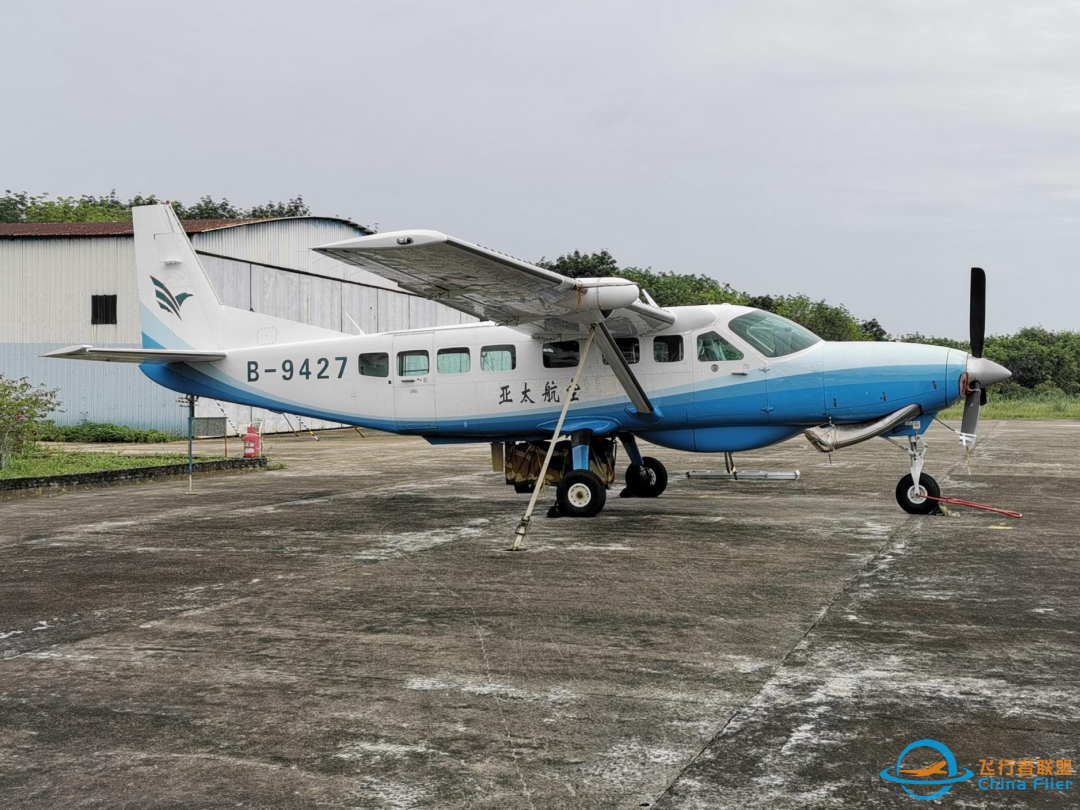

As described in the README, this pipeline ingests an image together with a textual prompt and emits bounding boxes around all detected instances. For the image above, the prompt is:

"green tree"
[537,249,620,279]
[0,190,311,223]
[0,375,61,470]
[621,267,746,307]
[0,190,38,223]
[248,195,311,218]
[860,318,890,341]
[172,196,242,220]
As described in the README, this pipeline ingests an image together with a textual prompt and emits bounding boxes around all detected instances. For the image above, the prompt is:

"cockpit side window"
[729,311,821,358]
[696,331,744,362]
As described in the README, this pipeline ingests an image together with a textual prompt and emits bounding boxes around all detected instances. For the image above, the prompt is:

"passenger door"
[353,335,395,429]
[393,332,437,432]
[690,329,768,423]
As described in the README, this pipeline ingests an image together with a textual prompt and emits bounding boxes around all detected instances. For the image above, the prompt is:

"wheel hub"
[907,485,928,504]
[567,482,592,507]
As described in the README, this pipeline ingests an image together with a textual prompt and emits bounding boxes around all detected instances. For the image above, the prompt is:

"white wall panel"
[251,264,300,323]
[340,284,378,335]
[377,288,411,332]
[298,275,341,331]
[0,237,139,344]
[200,255,251,309]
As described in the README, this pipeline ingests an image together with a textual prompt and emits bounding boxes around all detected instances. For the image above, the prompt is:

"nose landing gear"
[896,435,941,515]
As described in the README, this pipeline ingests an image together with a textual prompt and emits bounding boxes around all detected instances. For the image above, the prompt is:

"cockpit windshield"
[728,310,822,358]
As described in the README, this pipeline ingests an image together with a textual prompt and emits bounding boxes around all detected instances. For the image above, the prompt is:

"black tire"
[895,473,941,515]
[624,457,669,498]
[556,470,607,518]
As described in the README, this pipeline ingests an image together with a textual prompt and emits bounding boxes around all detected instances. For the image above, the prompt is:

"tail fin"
[135,204,225,350]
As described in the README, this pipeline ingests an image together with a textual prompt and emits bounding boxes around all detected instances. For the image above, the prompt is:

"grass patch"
[0,451,223,480]
[939,392,1080,420]
[38,421,180,443]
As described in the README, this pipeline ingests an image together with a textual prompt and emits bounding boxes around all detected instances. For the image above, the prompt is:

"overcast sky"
[5,0,1079,337]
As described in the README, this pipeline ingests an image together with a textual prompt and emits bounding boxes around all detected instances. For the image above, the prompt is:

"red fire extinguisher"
[243,424,262,458]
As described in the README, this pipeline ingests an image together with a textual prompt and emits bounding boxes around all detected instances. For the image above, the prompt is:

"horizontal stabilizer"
[43,345,226,364]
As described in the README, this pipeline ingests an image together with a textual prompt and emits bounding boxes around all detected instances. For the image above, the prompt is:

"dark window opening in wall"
[91,294,117,325]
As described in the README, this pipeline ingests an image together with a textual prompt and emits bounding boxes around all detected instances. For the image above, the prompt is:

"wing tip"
[42,344,92,359]
[315,229,448,253]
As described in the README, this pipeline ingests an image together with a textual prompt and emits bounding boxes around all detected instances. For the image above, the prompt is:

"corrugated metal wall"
[192,219,395,289]
[0,219,476,434]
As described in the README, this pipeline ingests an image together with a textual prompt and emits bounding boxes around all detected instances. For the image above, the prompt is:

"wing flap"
[44,345,226,364]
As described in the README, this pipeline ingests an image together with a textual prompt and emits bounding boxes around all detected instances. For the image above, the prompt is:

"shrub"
[38,420,179,444]
[0,375,61,470]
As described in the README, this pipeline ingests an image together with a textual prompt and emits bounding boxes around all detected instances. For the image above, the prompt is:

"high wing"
[314,230,675,339]
[43,346,226,364]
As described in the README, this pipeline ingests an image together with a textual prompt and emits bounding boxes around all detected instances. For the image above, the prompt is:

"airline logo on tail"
[151,276,192,319]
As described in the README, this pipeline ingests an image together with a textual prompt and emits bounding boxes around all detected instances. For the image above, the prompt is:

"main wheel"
[556,470,607,518]
[895,473,941,515]
[623,457,668,498]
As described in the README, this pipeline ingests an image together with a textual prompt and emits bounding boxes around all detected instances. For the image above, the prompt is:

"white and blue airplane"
[48,204,1010,518]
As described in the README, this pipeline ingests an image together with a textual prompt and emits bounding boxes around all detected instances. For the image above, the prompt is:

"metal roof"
[0,216,372,238]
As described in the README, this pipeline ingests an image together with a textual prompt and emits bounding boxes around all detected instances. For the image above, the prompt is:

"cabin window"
[437,347,471,374]
[729,311,821,358]
[602,337,640,365]
[397,350,429,376]
[359,352,389,377]
[543,341,579,368]
[697,331,744,362]
[91,294,117,325]
[481,344,516,371]
[653,335,683,363]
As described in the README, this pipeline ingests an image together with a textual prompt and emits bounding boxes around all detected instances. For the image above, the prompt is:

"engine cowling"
[562,278,640,315]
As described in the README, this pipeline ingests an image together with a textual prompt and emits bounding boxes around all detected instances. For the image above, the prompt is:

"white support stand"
[685,451,799,481]
[512,327,596,550]
[686,470,801,481]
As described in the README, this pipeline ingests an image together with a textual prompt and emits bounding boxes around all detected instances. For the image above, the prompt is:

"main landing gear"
[620,440,668,499]
[500,432,668,519]
[896,435,941,515]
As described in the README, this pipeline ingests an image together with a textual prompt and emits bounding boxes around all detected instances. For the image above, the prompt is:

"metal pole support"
[186,394,196,495]
[512,327,596,550]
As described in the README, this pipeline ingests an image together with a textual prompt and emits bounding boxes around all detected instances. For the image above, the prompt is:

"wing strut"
[512,326,597,550]
[595,322,656,416]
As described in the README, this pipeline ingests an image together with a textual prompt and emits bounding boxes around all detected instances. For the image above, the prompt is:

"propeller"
[958,267,1010,449]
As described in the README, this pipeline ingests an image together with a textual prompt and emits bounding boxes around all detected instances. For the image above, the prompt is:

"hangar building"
[0,217,475,434]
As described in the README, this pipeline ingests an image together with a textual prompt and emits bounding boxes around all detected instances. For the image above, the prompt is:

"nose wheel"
[896,435,942,515]
[896,472,941,514]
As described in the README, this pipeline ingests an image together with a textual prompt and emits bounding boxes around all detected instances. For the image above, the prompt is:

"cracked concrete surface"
[0,421,1076,808]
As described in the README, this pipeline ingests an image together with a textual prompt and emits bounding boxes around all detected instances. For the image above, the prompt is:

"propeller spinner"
[958,267,1011,449]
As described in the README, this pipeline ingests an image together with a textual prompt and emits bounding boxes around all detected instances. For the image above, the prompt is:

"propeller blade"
[970,267,986,358]
[959,389,982,448]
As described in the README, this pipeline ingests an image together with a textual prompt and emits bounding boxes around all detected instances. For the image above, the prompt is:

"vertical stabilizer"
[134,204,225,350]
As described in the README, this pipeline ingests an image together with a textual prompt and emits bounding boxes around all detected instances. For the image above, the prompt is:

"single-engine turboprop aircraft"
[48,204,1011,519]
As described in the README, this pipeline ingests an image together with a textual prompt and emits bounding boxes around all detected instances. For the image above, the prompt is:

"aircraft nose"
[967,356,1011,388]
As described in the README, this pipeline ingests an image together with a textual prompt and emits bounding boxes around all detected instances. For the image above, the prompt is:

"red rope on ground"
[925,495,1023,518]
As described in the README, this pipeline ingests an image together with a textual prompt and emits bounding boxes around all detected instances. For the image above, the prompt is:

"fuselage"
[141,304,966,452]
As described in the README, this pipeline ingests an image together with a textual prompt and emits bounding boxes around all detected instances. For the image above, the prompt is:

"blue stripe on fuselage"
[141,355,960,451]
